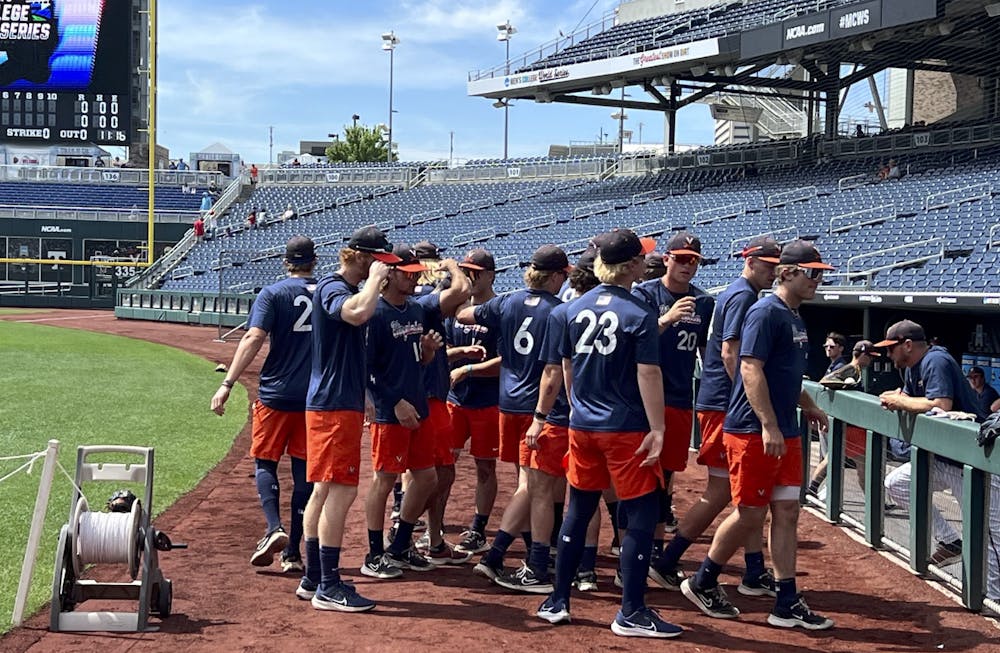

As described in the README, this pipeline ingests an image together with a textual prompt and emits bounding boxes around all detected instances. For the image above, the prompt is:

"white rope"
[0,450,46,462]
[77,511,133,565]
[54,460,88,504]
[0,456,43,485]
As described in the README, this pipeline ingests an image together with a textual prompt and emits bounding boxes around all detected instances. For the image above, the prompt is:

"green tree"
[325,123,396,163]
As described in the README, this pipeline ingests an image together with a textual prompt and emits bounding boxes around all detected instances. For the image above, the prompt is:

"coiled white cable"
[77,511,133,564]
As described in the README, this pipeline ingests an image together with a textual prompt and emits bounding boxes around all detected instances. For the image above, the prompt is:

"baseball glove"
[107,489,137,513]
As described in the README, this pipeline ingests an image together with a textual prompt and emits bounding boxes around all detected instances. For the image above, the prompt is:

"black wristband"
[221,379,235,389]
[533,411,548,421]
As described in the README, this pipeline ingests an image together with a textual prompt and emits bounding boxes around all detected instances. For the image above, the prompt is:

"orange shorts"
[845,425,867,460]
[531,422,569,478]
[660,406,693,472]
[501,411,533,466]
[724,432,802,507]
[695,410,728,469]
[426,399,456,467]
[305,410,364,486]
[447,403,500,459]
[567,429,663,500]
[371,420,436,474]
[250,400,307,461]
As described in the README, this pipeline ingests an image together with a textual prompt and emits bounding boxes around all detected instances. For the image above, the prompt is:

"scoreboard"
[0,0,132,145]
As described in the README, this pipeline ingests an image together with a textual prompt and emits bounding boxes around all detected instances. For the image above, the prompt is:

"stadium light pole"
[497,20,517,160]
[381,31,400,163]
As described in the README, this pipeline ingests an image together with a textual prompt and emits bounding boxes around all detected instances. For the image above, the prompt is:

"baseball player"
[632,231,714,573]
[461,245,570,592]
[527,246,604,591]
[363,245,447,576]
[211,235,318,573]
[877,320,1000,599]
[300,226,399,612]
[410,241,474,563]
[680,239,834,630]
[648,236,780,595]
[534,228,684,639]
[447,249,503,555]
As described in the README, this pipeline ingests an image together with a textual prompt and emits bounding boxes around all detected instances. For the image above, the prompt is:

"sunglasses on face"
[670,254,700,266]
[824,344,840,349]
[795,266,824,280]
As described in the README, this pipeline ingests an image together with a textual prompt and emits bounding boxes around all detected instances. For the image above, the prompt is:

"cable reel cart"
[51,445,185,632]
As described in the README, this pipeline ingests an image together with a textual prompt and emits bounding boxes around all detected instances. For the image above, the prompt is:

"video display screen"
[0,0,133,145]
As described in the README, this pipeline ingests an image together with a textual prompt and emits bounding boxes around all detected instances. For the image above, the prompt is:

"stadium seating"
[159,145,1000,296]
[515,0,865,73]
[0,182,205,212]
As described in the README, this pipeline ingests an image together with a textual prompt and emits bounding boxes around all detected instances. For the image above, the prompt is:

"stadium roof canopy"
[468,0,1000,140]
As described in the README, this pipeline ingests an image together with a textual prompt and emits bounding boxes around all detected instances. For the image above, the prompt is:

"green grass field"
[0,321,248,631]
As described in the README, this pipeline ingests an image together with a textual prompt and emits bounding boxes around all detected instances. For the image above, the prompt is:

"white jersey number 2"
[574,309,619,355]
[293,295,313,332]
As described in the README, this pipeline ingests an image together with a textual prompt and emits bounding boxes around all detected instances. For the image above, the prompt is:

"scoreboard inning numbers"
[0,0,132,145]
[1,91,128,143]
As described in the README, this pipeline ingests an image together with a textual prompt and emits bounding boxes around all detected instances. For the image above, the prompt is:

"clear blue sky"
[152,0,719,164]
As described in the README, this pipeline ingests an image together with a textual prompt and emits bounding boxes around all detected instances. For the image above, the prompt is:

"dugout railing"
[800,380,1000,612]
[115,289,250,327]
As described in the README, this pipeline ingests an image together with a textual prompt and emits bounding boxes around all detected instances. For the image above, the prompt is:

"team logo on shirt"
[456,323,490,336]
[390,320,424,339]
[657,303,702,325]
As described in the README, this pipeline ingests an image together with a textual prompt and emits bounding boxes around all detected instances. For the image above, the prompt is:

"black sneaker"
[455,530,489,554]
[494,564,553,594]
[536,596,570,624]
[473,554,504,581]
[573,570,599,592]
[930,539,962,567]
[648,564,685,591]
[611,606,683,639]
[738,569,777,597]
[280,552,304,574]
[360,552,403,579]
[386,547,436,572]
[311,582,376,613]
[767,595,834,630]
[296,577,317,600]
[250,527,288,567]
[680,578,740,619]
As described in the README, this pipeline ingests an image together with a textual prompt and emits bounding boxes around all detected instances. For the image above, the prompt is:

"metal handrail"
[828,203,897,235]
[924,182,991,211]
[989,224,1000,250]
[0,163,226,187]
[695,203,745,225]
[766,185,817,208]
[728,226,797,258]
[452,227,496,247]
[838,173,870,191]
[846,237,944,273]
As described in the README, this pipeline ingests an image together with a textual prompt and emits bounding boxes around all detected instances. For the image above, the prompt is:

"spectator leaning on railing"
[876,320,1000,600]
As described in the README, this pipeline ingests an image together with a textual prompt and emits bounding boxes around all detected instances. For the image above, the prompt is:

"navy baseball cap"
[968,365,987,377]
[413,240,441,259]
[666,231,702,258]
[874,320,927,348]
[597,229,656,265]
[285,236,316,265]
[742,236,781,263]
[459,249,496,271]
[391,244,428,273]
[530,245,571,272]
[576,247,598,272]
[779,239,834,269]
[348,226,400,263]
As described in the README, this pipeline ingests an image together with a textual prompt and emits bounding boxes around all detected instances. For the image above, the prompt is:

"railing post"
[864,429,885,548]
[909,446,932,575]
[961,465,986,611]
[826,418,844,523]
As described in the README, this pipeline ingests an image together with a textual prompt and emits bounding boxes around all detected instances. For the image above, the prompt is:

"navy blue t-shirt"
[539,301,571,427]
[414,288,449,402]
[306,273,367,413]
[724,294,809,438]
[446,313,500,408]
[248,276,316,412]
[474,289,562,414]
[558,284,660,432]
[632,280,714,409]
[367,296,431,424]
[905,346,985,420]
[695,277,758,412]
[826,356,847,376]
